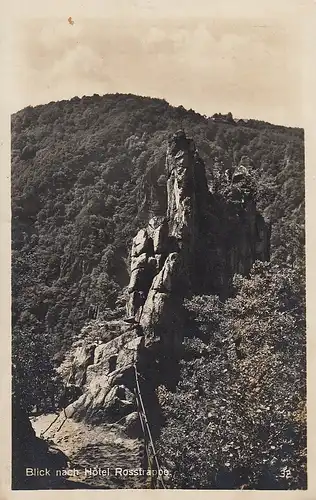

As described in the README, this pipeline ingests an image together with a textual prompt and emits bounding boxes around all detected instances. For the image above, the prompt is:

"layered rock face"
[126,131,211,360]
[126,130,270,342]
[166,131,209,256]
[60,130,270,429]
[63,321,145,427]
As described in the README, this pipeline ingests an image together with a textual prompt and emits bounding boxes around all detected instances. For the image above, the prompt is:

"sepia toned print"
[10,2,306,491]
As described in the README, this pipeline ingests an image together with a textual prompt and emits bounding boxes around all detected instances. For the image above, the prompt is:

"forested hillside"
[11,93,305,440]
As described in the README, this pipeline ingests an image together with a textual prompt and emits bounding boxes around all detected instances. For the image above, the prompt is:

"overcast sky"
[8,0,306,126]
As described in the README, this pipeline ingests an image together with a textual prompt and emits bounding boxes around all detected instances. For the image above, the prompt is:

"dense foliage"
[156,260,306,489]
[11,93,305,480]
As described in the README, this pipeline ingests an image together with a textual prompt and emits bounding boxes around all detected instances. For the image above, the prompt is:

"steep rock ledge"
[62,130,270,430]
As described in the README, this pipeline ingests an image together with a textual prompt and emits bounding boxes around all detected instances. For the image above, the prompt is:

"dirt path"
[30,413,146,488]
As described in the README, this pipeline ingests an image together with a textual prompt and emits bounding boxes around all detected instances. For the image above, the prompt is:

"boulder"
[116,336,145,369]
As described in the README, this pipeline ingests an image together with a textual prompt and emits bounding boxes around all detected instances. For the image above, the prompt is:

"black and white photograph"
[7,0,310,492]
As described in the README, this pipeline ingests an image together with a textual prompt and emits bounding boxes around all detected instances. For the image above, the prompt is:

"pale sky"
[6,0,307,126]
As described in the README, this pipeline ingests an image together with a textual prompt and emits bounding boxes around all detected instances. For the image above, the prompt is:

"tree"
[157,261,306,489]
[12,311,63,412]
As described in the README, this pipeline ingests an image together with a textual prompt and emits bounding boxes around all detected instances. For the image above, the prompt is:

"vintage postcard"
[1,0,315,497]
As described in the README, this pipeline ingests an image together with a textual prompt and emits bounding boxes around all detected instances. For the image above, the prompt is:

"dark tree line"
[11,93,305,484]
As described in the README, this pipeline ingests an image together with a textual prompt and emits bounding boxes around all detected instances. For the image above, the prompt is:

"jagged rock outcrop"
[125,131,211,361]
[12,129,270,490]
[166,130,209,256]
[57,130,270,432]
[126,130,270,350]
[63,322,144,426]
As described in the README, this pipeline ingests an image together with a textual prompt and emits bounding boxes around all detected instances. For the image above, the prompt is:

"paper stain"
[68,17,74,26]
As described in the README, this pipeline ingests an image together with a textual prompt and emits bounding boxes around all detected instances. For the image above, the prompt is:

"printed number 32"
[280,468,292,479]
